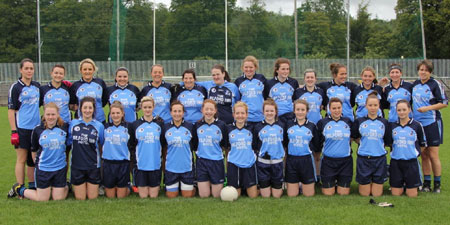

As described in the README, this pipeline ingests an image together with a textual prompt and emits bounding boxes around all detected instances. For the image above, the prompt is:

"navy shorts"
[227,162,257,189]
[256,160,283,189]
[389,158,422,189]
[321,156,353,188]
[196,158,225,184]
[356,155,387,185]
[102,160,130,188]
[35,167,67,189]
[423,118,443,146]
[70,167,101,185]
[16,128,35,167]
[285,154,316,184]
[278,112,295,124]
[135,169,161,187]
[164,170,194,187]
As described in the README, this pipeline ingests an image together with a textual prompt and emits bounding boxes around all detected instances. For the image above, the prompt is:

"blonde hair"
[43,102,64,129]
[242,55,259,70]
[233,101,248,113]
[79,58,97,72]
[151,64,164,73]
[140,96,155,108]
[360,66,376,77]
[110,101,125,123]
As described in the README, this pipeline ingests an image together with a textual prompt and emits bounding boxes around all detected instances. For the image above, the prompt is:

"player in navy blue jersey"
[412,60,448,193]
[40,65,71,123]
[196,65,240,124]
[264,58,299,124]
[106,67,140,123]
[69,58,108,123]
[129,96,164,198]
[7,58,40,197]
[174,69,207,124]
[351,92,391,197]
[68,96,105,200]
[235,56,267,124]
[140,64,173,123]
[102,101,131,198]
[293,69,325,125]
[317,98,353,196]
[317,63,357,121]
[285,99,320,197]
[10,103,69,201]
[389,100,426,197]
[226,101,258,198]
[253,99,286,198]
[352,66,384,118]
[194,99,228,198]
[162,101,196,198]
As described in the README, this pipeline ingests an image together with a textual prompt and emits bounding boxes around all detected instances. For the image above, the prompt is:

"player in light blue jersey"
[40,65,71,123]
[162,101,196,198]
[293,69,325,125]
[352,66,384,118]
[412,60,448,193]
[174,69,207,124]
[317,98,353,196]
[389,100,426,197]
[234,56,267,123]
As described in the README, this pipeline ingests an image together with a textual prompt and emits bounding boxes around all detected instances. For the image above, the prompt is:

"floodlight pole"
[294,0,298,76]
[37,0,42,83]
[418,0,427,59]
[346,0,350,72]
[153,0,156,65]
[116,0,120,61]
[225,0,228,71]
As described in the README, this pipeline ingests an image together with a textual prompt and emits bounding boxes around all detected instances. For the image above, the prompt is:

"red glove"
[11,131,19,146]
[62,80,72,88]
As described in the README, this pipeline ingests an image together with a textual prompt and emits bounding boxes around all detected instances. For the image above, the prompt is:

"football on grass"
[220,186,238,202]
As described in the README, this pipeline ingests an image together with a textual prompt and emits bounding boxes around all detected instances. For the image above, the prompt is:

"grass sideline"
[0,107,449,225]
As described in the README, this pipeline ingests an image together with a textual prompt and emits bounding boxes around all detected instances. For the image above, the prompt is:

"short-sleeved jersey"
[40,82,71,123]
[412,77,448,126]
[352,83,384,118]
[351,116,391,157]
[317,116,353,158]
[8,78,41,129]
[68,118,105,170]
[389,119,426,160]
[162,121,195,173]
[285,119,320,156]
[292,86,326,124]
[383,80,413,122]
[235,74,267,122]
[129,117,164,171]
[194,119,228,161]
[317,80,357,121]
[140,81,173,123]
[264,77,299,116]
[70,77,108,122]
[102,122,131,161]
[106,83,140,123]
[174,85,207,124]
[226,123,256,168]
[253,120,286,160]
[31,123,68,172]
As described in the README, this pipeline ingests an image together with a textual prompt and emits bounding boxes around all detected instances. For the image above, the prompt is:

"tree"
[422,0,450,58]
[350,1,371,58]
[392,0,423,58]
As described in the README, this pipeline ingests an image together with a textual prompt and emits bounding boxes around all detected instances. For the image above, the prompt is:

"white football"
[220,186,238,202]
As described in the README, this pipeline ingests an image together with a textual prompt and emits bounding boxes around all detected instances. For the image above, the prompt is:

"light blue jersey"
[317,116,353,158]
[70,78,107,123]
[286,119,319,156]
[8,78,41,129]
[162,121,195,173]
[318,80,356,121]
[352,84,383,118]
[140,81,173,123]
[389,119,426,160]
[175,85,207,124]
[107,84,140,123]
[383,80,413,122]
[31,123,68,171]
[102,122,131,161]
[412,77,448,126]
[194,119,227,160]
[226,123,256,168]
[264,77,298,116]
[235,74,266,122]
[40,82,71,123]
[293,86,325,124]
[352,117,391,157]
[253,120,285,160]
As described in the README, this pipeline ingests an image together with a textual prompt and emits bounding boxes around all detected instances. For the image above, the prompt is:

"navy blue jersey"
[352,83,384,118]
[412,77,448,126]
[253,120,286,160]
[129,117,164,171]
[31,123,69,171]
[264,77,299,116]
[162,121,196,173]
[317,116,353,158]
[102,122,131,161]
[389,119,426,160]
[196,81,240,124]
[68,118,105,170]
[8,78,41,129]
[70,77,108,122]
[351,116,391,157]
[140,81,173,123]
[194,119,228,160]
[40,82,71,123]
[235,74,267,122]
[382,80,413,122]
[285,119,320,156]
[317,80,357,121]
[174,84,207,124]
[292,86,326,124]
[226,123,256,168]
[106,83,140,123]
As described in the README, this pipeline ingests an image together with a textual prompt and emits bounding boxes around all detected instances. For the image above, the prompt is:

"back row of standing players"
[8,56,447,200]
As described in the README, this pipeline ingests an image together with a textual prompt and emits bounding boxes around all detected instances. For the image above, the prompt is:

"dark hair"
[388,63,402,73]
[365,91,380,104]
[328,97,343,107]
[293,99,310,112]
[329,63,346,77]
[170,100,185,112]
[396,99,411,109]
[212,64,231,82]
[20,58,34,69]
[182,69,196,80]
[115,67,129,76]
[416,60,433,73]
[52,64,65,72]
[273,58,291,77]
[79,96,96,119]
[263,98,278,120]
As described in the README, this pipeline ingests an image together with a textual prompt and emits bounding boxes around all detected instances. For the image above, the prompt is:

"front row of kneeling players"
[10,92,425,200]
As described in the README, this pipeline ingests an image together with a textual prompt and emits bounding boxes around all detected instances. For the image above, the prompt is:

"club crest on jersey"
[181,94,185,98]
[23,91,28,96]
[262,130,267,134]
[113,94,118,98]
[138,128,144,132]
[326,125,332,130]
[230,134,235,138]
[91,130,97,135]
[273,88,278,92]
[344,125,349,129]
[306,130,311,135]
[74,126,80,132]
[358,95,363,99]
[199,129,204,134]
[107,129,112,133]
[216,130,220,134]
[97,86,101,90]
[410,131,414,136]
[211,88,217,93]
[388,94,393,99]
[393,131,397,136]
[167,132,172,136]
[185,131,189,135]
[362,124,368,128]
[289,129,294,134]
[80,88,85,92]
[42,135,47,139]
[47,93,53,98]
[225,90,230,95]
[241,84,246,88]
[380,124,384,129]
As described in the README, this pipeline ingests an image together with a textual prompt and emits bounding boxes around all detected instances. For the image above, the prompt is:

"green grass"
[1,107,450,225]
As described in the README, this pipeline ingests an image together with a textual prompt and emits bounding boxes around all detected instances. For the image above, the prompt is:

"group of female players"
[7,56,447,201]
